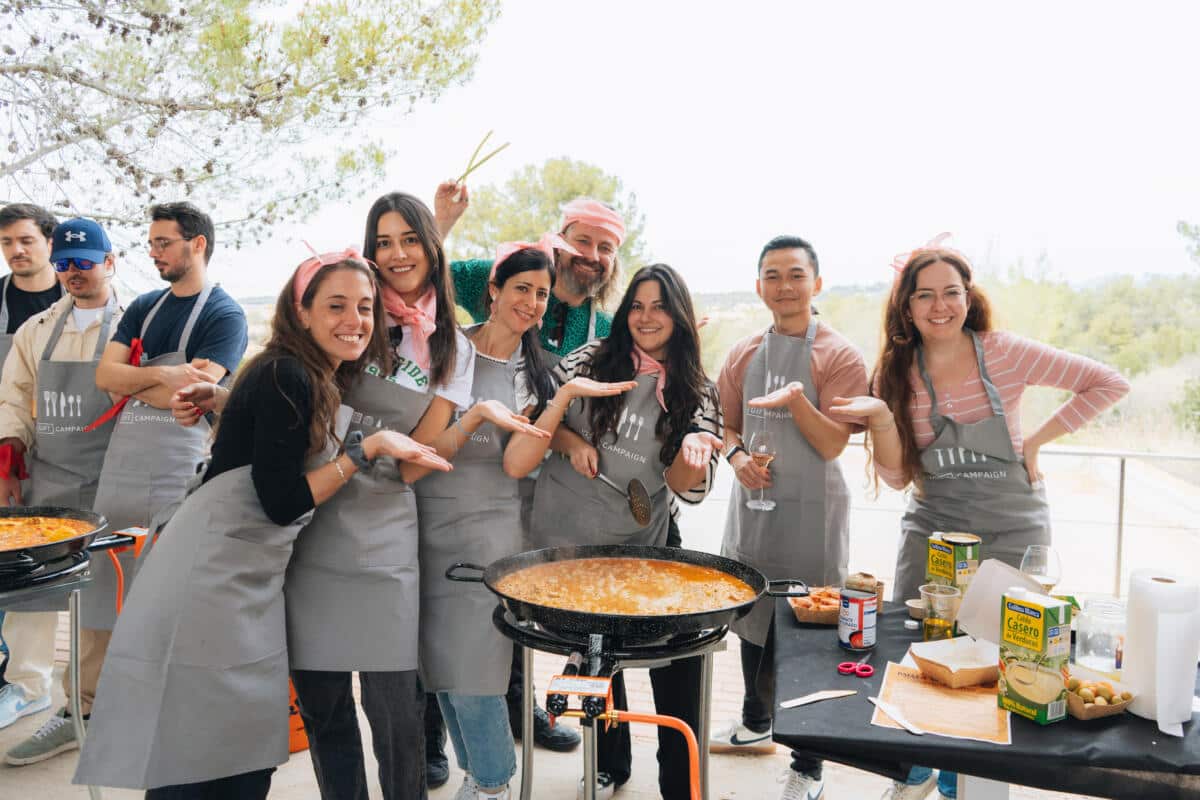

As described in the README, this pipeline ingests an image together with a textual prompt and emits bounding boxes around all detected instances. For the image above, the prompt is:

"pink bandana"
[492,233,580,280]
[559,198,626,247]
[633,346,668,411]
[381,283,437,371]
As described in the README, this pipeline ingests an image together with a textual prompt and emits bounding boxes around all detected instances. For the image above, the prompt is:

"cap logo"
[64,231,87,242]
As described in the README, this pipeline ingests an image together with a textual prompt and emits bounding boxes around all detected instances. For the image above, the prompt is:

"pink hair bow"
[559,197,626,247]
[293,242,371,306]
[889,232,960,275]
[492,233,580,280]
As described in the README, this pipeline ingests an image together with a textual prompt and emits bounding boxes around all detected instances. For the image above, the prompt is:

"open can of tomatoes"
[838,587,878,652]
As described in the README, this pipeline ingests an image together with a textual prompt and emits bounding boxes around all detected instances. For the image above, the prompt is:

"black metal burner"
[492,605,727,662]
[0,550,89,592]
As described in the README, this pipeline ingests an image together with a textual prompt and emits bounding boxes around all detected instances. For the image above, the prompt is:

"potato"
[1078,688,1096,703]
[1120,690,1133,702]
[1094,696,1109,706]
[1095,686,1114,702]
[1067,677,1081,691]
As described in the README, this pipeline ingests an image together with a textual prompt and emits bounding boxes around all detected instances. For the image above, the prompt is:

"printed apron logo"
[927,446,1009,481]
[37,391,87,434]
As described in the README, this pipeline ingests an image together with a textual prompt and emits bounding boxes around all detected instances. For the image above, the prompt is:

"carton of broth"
[926,532,982,592]
[998,587,1072,724]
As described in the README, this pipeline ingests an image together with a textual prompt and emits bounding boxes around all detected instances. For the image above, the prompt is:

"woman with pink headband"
[284,192,548,800]
[74,252,452,798]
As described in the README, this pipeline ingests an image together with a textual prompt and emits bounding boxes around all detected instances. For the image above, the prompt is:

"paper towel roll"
[1123,569,1200,737]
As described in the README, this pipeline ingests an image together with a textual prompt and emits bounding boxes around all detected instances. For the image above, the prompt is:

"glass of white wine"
[744,429,777,512]
[1020,544,1062,594]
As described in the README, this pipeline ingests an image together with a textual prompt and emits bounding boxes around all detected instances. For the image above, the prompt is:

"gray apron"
[417,336,520,694]
[74,438,333,791]
[285,372,433,671]
[892,330,1052,603]
[721,322,850,646]
[6,296,118,613]
[531,372,671,549]
[0,274,15,365]
[87,284,214,630]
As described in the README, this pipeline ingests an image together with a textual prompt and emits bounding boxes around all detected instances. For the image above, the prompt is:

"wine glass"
[1020,545,1062,594]
[744,429,777,512]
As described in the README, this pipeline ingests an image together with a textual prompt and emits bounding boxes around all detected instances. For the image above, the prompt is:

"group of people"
[0,186,1128,800]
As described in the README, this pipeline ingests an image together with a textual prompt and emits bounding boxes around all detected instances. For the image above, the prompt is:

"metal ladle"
[594,472,652,527]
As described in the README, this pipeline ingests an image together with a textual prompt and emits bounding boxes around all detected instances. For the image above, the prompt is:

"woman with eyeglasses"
[830,239,1129,800]
[74,251,452,799]
[283,193,547,800]
[528,263,723,800]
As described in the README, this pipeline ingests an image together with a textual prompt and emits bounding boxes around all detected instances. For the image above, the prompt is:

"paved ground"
[6,444,1183,798]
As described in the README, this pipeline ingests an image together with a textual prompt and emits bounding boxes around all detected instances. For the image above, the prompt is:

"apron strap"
[804,318,818,346]
[139,288,172,337]
[0,274,10,331]
[968,329,1005,417]
[177,283,214,353]
[39,298,74,361]
[914,344,943,426]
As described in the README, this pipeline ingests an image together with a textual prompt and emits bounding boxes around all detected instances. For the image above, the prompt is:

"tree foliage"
[0,0,498,246]
[1180,220,1200,266]
[447,157,649,268]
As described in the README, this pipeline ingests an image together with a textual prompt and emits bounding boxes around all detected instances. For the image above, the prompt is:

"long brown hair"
[583,264,717,466]
[869,248,993,490]
[362,192,459,388]
[225,259,391,456]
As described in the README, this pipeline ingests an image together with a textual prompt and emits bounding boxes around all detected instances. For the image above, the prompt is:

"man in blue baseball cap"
[0,217,123,764]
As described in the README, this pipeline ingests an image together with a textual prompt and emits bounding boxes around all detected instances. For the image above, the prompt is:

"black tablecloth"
[771,601,1200,799]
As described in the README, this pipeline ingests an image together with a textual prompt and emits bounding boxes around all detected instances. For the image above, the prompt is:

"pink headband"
[293,243,372,306]
[492,233,580,280]
[890,232,969,276]
[559,197,626,247]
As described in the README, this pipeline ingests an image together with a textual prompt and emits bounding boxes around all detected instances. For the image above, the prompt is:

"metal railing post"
[1114,457,1127,596]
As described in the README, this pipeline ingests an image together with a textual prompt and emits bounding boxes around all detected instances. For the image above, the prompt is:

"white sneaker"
[881,773,937,800]
[708,718,775,754]
[477,786,511,800]
[453,773,478,800]
[778,770,824,800]
[0,685,51,730]
[575,770,619,800]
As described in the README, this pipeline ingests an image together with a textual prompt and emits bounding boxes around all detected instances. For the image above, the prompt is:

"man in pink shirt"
[709,235,868,800]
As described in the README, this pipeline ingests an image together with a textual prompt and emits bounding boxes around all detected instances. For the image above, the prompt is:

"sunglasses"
[53,257,100,273]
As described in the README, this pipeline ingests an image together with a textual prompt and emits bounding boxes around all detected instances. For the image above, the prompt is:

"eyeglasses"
[53,258,99,273]
[909,287,967,305]
[145,236,192,253]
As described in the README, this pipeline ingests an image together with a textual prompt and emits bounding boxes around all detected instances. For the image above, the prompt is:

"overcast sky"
[206,1,1199,298]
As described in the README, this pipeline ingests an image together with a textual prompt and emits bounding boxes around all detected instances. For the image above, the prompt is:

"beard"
[556,256,606,298]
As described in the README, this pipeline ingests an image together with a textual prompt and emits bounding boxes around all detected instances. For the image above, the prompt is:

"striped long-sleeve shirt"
[553,340,723,508]
[875,331,1130,490]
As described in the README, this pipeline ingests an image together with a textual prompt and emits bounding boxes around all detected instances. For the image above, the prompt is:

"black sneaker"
[531,706,580,752]
[426,752,449,789]
[576,770,620,800]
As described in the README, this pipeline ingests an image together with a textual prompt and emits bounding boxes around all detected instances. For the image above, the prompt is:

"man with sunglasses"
[0,218,123,759]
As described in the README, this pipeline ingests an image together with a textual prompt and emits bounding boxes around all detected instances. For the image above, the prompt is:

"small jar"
[1075,598,1127,677]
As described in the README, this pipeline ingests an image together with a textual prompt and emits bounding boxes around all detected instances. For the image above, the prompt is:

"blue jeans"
[438,692,517,791]
[907,766,956,798]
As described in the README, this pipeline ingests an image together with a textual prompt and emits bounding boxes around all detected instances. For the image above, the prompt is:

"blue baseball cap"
[51,218,112,263]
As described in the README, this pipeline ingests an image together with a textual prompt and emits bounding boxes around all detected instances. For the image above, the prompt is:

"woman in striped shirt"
[529,263,723,800]
[831,241,1128,800]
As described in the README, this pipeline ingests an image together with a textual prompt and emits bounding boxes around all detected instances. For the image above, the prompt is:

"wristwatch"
[725,444,747,464]
[344,430,374,473]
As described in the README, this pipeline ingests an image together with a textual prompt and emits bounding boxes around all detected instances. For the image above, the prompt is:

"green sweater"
[451,259,612,359]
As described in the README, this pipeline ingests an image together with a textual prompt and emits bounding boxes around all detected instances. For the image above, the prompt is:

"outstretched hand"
[434,180,469,235]
[366,430,453,472]
[679,431,723,470]
[562,377,639,402]
[473,400,551,439]
[748,381,804,409]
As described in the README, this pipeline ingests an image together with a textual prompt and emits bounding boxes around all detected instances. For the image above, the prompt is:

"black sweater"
[204,354,317,525]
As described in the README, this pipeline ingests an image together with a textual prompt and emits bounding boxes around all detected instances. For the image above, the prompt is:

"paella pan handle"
[445,562,486,582]
[87,534,136,553]
[765,579,809,598]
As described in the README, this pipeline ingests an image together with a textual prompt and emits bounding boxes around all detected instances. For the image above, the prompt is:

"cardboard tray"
[788,582,885,626]
[909,637,1000,689]
[1066,664,1134,720]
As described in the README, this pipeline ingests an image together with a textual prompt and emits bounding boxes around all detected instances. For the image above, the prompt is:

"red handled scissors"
[837,651,874,678]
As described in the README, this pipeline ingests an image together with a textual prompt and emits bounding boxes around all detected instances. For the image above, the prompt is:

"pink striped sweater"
[874,331,1130,490]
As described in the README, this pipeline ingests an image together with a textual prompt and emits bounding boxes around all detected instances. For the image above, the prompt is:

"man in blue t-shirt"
[98,203,246,401]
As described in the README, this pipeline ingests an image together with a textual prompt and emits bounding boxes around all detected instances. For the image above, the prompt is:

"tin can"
[837,587,877,651]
